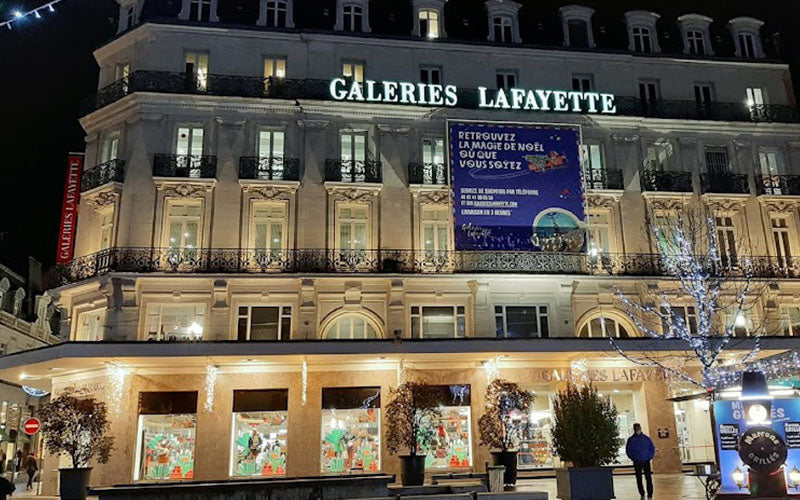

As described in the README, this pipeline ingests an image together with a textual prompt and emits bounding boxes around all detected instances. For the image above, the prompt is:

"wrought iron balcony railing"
[80,159,126,192]
[80,71,800,124]
[153,154,217,179]
[325,159,383,183]
[408,162,447,185]
[239,157,300,181]
[47,247,800,286]
[755,175,800,196]
[700,173,750,195]
[640,169,693,193]
[584,169,624,190]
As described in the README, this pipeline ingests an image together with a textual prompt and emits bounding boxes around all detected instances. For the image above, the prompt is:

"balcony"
[47,247,800,286]
[700,173,750,194]
[239,157,300,181]
[408,162,447,185]
[584,169,624,190]
[80,159,125,192]
[755,175,800,196]
[325,159,382,183]
[153,154,217,178]
[80,71,800,124]
[640,169,693,193]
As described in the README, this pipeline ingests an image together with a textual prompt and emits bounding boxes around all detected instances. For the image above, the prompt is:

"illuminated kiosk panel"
[230,389,289,477]
[320,387,381,474]
[134,391,198,481]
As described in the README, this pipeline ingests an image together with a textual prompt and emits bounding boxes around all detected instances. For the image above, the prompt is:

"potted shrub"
[478,379,534,486]
[385,381,442,486]
[551,384,619,500]
[38,389,114,500]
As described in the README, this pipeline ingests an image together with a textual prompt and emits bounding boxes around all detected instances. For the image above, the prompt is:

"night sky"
[0,0,798,272]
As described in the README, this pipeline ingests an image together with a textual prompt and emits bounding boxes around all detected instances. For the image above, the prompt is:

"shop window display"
[512,390,555,469]
[135,392,198,481]
[420,385,472,469]
[231,389,289,477]
[321,387,381,474]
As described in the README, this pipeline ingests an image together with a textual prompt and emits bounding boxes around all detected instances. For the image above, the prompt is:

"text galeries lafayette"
[328,78,617,114]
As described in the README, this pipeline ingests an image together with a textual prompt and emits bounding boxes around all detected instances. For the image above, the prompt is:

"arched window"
[578,313,634,338]
[323,314,381,339]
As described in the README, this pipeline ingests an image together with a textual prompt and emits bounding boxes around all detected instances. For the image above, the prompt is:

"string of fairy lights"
[1,0,66,30]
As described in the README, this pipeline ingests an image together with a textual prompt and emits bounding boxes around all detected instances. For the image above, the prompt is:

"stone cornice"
[758,195,800,213]
[154,179,217,198]
[409,185,449,204]
[324,182,383,201]
[239,180,300,200]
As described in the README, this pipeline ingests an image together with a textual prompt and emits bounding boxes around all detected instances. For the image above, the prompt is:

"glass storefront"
[605,390,636,465]
[135,392,198,481]
[421,385,472,469]
[514,390,555,469]
[230,389,288,477]
[320,387,381,474]
[674,398,714,463]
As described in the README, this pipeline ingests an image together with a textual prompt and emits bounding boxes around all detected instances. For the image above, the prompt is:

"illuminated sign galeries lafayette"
[328,78,617,114]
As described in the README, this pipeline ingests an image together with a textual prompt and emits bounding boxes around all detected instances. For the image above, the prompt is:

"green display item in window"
[329,457,345,472]
[324,429,347,453]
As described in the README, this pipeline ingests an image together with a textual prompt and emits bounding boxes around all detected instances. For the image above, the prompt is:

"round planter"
[59,467,92,500]
[399,454,426,486]
[491,450,518,486]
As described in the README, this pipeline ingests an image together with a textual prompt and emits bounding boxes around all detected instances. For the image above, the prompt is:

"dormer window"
[179,0,218,23]
[419,9,439,38]
[126,7,136,29]
[625,11,661,53]
[559,5,595,48]
[266,0,287,27]
[117,0,142,33]
[678,14,713,56]
[335,0,370,33]
[729,17,765,59]
[485,0,521,44]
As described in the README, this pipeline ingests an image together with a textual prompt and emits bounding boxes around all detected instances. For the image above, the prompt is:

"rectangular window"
[419,385,472,469]
[644,143,671,171]
[135,392,198,481]
[514,390,556,469]
[747,87,765,107]
[632,26,652,52]
[687,30,705,55]
[166,201,202,251]
[125,7,136,29]
[265,0,287,27]
[694,83,714,112]
[571,75,593,93]
[495,70,517,90]
[264,57,287,79]
[772,216,793,264]
[704,146,730,174]
[494,305,549,338]
[337,204,369,251]
[176,126,204,157]
[342,4,363,32]
[418,9,439,38]
[759,149,782,177]
[567,19,589,47]
[342,61,364,84]
[418,137,445,184]
[99,208,115,251]
[588,211,611,254]
[237,305,292,341]
[493,16,513,43]
[715,215,737,262]
[258,129,285,160]
[115,62,130,82]
[231,389,288,477]
[100,132,120,163]
[410,305,466,339]
[638,79,659,112]
[189,0,212,21]
[421,206,450,253]
[321,387,381,473]
[780,306,800,336]
[185,52,209,91]
[146,303,205,341]
[581,143,605,189]
[250,202,287,251]
[738,33,756,58]
[419,66,442,85]
[75,309,105,341]
[340,130,368,181]
[661,305,698,335]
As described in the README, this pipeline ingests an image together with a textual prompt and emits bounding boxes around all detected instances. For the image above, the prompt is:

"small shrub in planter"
[39,389,114,500]
[551,384,620,500]
[478,379,533,486]
[385,381,442,485]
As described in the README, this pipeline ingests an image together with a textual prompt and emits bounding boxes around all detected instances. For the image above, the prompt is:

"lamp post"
[732,467,746,490]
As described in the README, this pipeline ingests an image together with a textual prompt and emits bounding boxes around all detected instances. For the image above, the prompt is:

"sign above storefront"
[328,78,617,114]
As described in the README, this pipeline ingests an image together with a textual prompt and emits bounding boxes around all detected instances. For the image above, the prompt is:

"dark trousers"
[633,460,653,497]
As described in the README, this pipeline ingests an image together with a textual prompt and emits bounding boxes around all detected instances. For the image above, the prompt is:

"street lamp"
[732,467,746,490]
[789,466,800,490]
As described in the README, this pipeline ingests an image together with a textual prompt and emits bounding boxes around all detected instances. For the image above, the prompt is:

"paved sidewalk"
[518,473,707,499]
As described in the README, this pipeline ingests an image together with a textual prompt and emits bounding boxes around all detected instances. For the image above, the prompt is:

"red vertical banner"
[56,153,85,264]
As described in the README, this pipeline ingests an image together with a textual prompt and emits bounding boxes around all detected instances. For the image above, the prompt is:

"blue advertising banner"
[714,398,800,495]
[448,121,585,251]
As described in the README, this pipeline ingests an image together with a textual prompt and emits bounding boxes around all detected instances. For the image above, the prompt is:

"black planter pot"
[59,468,92,500]
[399,454,426,486]
[555,467,615,500]
[491,450,518,485]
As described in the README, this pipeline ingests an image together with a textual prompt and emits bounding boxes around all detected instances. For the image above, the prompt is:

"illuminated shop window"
[75,309,106,341]
[237,305,292,341]
[230,390,288,477]
[320,387,381,474]
[134,392,198,481]
[146,303,205,341]
[603,390,637,465]
[323,313,380,339]
[511,388,554,469]
[410,305,466,338]
[673,398,714,463]
[420,385,472,469]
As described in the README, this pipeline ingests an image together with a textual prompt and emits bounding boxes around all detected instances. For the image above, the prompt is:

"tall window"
[337,204,369,251]
[632,26,653,52]
[421,206,449,253]
[419,137,445,184]
[747,87,766,119]
[567,19,589,47]
[99,209,115,251]
[644,143,670,171]
[581,143,605,189]
[258,129,285,161]
[780,306,800,336]
[125,6,136,29]
[588,211,610,254]
[638,80,659,112]
[185,52,209,91]
[495,70,517,90]
[419,66,442,85]
[146,304,205,341]
[738,32,756,58]
[715,216,737,263]
[772,216,793,265]
[189,0,212,21]
[264,57,287,78]
[495,305,549,338]
[572,75,593,93]
[166,201,202,251]
[237,305,291,340]
[493,16,513,43]
[418,9,439,38]
[324,314,379,339]
[116,62,131,92]
[100,132,120,163]
[340,131,368,181]
[411,305,466,338]
[686,30,705,55]
[342,4,363,32]
[704,147,730,174]
[75,309,105,341]
[265,0,287,27]
[342,61,364,84]
[759,149,781,177]
[176,126,204,175]
[694,83,714,113]
[250,202,286,252]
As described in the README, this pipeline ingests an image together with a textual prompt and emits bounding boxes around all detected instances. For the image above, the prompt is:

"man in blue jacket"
[626,423,655,500]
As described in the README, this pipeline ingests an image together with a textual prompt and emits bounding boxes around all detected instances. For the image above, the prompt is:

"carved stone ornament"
[412,186,449,205]
[325,184,381,201]
[759,196,800,213]
[643,194,690,212]
[158,183,213,198]
[703,195,748,212]
[85,189,120,210]
[242,183,298,201]
[586,193,621,209]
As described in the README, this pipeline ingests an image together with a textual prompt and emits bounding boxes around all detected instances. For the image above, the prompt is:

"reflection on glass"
[137,414,197,480]
[420,406,472,468]
[320,408,381,473]
[231,411,288,477]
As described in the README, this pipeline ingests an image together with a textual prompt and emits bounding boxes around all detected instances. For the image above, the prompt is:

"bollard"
[488,465,505,493]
